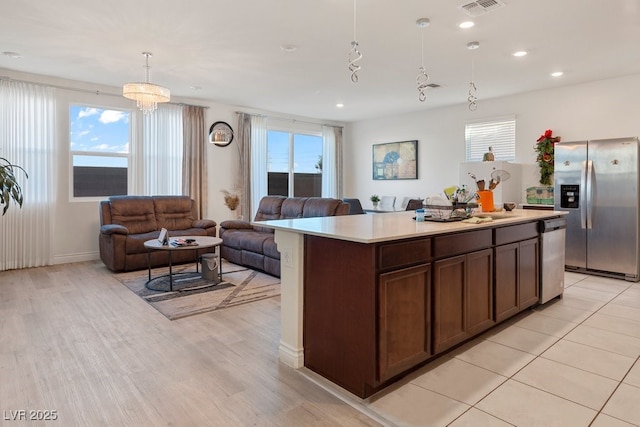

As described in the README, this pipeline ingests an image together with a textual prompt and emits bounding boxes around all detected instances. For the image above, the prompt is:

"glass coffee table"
[143,236,223,291]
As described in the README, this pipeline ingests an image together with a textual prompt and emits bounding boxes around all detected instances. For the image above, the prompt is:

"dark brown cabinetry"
[378,264,431,381]
[303,220,542,398]
[304,236,377,398]
[519,238,540,307]
[495,243,519,321]
[494,223,540,322]
[304,235,431,398]
[433,248,494,354]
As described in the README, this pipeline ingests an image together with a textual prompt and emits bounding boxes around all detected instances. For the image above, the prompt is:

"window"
[465,117,516,161]
[69,105,131,197]
[267,130,323,197]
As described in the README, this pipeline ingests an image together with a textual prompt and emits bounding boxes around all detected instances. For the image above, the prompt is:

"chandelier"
[122,52,170,114]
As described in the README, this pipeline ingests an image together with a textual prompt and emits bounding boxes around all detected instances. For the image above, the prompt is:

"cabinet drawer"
[494,222,539,245]
[433,229,492,259]
[378,238,431,270]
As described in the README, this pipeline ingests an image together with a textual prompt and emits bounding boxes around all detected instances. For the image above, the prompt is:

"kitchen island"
[257,209,567,398]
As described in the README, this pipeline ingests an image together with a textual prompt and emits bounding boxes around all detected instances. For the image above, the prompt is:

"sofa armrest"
[100,224,129,236]
[220,220,254,230]
[193,219,217,229]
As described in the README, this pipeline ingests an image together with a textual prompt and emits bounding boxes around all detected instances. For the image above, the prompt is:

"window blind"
[465,117,516,161]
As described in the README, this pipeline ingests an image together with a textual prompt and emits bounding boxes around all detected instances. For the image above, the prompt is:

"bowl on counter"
[503,202,517,212]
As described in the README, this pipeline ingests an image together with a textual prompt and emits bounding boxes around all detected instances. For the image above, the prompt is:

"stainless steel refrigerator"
[554,137,640,281]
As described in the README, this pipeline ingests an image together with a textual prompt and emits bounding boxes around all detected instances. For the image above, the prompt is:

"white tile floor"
[363,272,640,426]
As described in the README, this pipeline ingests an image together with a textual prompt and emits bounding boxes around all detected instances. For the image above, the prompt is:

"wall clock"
[209,121,234,147]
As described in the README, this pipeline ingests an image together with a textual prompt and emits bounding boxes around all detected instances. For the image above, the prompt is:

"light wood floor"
[0,261,381,426]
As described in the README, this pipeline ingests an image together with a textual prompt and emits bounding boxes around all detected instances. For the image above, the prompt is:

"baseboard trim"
[279,340,304,368]
[53,252,100,265]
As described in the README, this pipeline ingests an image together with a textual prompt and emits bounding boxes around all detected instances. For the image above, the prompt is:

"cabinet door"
[495,238,540,323]
[519,237,539,309]
[378,264,431,381]
[494,242,519,323]
[433,255,466,354]
[465,248,495,335]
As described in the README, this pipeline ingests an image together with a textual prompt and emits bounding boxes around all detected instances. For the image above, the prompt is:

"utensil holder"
[477,190,494,212]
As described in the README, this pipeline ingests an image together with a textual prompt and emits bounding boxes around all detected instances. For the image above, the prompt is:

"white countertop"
[254,209,568,244]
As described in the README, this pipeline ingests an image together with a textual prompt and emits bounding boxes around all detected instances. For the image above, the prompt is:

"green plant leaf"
[0,158,28,215]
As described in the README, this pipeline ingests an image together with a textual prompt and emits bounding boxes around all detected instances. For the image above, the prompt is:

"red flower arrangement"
[535,129,561,186]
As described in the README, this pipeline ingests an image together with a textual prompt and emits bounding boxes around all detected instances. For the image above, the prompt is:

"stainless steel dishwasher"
[539,218,567,304]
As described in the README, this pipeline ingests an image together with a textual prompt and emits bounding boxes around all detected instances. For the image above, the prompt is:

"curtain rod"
[235,111,344,129]
[0,76,209,109]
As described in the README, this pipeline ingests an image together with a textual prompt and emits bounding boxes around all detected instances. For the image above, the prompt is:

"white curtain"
[321,125,343,198]
[0,80,56,270]
[132,104,183,195]
[250,115,268,219]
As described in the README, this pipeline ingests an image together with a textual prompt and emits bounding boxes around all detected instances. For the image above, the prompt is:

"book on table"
[170,238,198,247]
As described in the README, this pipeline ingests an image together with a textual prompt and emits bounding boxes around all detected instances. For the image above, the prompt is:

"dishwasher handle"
[540,218,567,233]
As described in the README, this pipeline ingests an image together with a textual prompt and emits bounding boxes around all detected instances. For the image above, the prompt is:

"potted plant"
[370,194,380,208]
[0,157,28,215]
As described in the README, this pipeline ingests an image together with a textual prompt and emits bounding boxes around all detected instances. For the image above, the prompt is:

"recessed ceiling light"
[551,71,564,77]
[190,85,202,91]
[459,21,475,29]
[280,45,297,53]
[336,103,344,108]
[3,51,22,59]
[513,51,527,57]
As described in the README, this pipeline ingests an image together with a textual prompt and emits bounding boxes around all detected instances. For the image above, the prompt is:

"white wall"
[345,73,640,206]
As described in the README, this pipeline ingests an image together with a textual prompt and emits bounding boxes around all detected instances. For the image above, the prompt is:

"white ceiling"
[1,0,639,122]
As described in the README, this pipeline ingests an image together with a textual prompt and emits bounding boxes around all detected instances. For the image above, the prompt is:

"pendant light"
[467,41,479,111]
[348,0,362,83]
[416,18,430,102]
[123,52,170,114]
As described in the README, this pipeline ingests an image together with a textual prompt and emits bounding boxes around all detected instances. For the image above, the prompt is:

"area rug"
[115,260,280,320]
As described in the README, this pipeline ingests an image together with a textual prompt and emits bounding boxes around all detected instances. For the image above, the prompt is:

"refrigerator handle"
[580,160,588,229]
[586,160,594,229]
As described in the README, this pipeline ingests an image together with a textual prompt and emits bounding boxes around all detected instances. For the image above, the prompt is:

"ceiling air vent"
[459,0,506,17]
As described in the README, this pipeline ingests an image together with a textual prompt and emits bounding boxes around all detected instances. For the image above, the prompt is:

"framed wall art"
[372,140,418,180]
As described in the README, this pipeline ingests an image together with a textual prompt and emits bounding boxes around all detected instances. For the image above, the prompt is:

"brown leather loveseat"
[219,196,349,277]
[99,195,217,272]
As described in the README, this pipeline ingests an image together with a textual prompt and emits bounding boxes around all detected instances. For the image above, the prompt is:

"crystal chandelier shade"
[123,52,170,114]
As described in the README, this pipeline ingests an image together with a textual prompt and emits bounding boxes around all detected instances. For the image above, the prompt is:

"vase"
[372,202,378,208]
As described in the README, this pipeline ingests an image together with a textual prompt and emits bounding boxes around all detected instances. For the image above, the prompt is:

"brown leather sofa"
[219,196,349,277]
[99,195,217,272]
